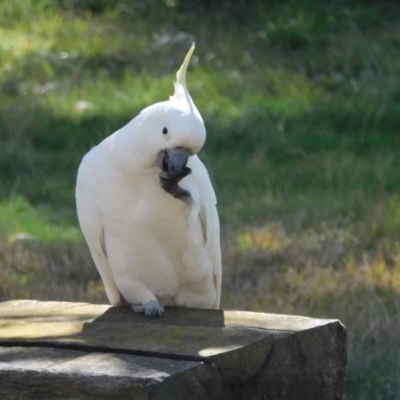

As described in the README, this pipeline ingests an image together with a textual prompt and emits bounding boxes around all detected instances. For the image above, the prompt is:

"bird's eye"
[162,127,168,135]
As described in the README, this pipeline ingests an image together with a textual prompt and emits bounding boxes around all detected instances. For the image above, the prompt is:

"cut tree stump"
[0,300,346,399]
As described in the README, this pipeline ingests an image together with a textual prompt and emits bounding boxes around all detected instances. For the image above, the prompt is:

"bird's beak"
[156,147,192,174]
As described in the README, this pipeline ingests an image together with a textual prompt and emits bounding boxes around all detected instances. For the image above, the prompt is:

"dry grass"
[0,239,106,303]
[221,211,400,398]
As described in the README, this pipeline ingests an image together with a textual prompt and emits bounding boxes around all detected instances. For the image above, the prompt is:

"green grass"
[1,1,400,398]
[0,196,81,242]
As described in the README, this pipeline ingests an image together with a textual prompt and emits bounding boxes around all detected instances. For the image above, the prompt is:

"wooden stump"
[0,300,346,399]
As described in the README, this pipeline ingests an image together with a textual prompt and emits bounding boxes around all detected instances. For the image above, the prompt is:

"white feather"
[76,44,221,311]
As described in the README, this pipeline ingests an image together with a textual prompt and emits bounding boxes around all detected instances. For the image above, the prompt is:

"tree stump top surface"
[0,299,334,363]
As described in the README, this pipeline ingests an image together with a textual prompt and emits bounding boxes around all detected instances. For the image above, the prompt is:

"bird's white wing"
[76,154,126,306]
[186,155,221,308]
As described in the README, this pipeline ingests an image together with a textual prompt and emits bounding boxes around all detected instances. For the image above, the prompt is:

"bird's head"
[124,44,205,172]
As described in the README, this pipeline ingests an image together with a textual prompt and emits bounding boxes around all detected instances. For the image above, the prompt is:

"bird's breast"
[101,173,196,269]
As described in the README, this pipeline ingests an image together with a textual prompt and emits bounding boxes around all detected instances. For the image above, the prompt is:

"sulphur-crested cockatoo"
[76,44,221,317]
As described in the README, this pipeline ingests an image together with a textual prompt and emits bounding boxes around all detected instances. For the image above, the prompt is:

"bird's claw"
[157,148,192,202]
[132,300,164,318]
[159,166,192,182]
[159,167,192,202]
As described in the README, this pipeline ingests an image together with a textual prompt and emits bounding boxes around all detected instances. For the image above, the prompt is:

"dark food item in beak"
[156,147,192,202]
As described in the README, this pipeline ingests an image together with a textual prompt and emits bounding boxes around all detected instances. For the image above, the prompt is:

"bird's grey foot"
[157,148,192,203]
[159,168,192,202]
[132,300,164,318]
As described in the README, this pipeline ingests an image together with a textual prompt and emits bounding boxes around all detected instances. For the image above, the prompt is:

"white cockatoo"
[76,44,221,317]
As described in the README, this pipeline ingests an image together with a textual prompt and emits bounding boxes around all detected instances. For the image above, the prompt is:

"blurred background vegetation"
[0,0,399,398]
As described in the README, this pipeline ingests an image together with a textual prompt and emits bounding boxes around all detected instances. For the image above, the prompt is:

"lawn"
[1,1,400,398]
